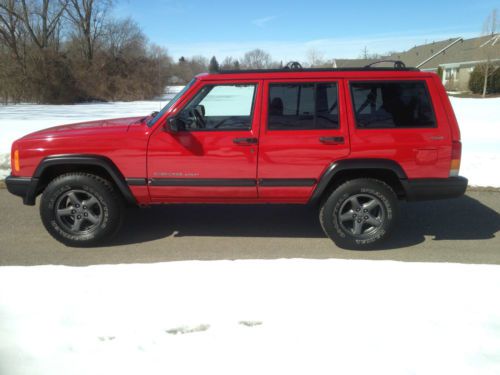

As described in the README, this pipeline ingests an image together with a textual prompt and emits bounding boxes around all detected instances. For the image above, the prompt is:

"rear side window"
[268,83,339,130]
[350,81,436,129]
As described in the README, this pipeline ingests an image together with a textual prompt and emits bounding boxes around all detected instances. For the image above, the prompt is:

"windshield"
[147,79,197,127]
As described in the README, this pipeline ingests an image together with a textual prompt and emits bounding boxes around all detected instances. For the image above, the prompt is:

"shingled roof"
[388,34,500,70]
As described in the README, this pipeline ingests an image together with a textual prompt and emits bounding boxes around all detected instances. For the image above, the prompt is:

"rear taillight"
[450,141,461,176]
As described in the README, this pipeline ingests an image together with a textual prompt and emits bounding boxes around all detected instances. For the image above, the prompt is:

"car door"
[147,80,262,201]
[257,78,351,201]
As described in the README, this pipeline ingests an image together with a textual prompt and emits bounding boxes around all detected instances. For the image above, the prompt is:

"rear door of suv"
[257,78,350,201]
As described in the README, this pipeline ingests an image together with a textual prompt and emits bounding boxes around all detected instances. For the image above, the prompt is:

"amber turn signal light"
[13,149,20,172]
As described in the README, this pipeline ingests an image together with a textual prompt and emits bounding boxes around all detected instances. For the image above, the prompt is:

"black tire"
[40,173,124,247]
[320,178,399,250]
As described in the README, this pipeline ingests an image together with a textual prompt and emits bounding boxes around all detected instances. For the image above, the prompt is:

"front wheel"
[320,178,399,249]
[40,173,123,247]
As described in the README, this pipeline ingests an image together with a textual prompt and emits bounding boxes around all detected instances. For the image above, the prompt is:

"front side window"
[268,83,339,130]
[177,84,256,131]
[350,81,436,129]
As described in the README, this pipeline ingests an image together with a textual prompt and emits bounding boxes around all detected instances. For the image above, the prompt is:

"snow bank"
[0,93,499,186]
[0,259,499,375]
[449,97,500,187]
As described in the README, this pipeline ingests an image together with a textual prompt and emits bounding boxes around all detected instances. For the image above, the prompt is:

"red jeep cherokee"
[6,62,467,249]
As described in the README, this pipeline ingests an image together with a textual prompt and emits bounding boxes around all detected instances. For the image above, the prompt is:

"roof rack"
[216,60,417,74]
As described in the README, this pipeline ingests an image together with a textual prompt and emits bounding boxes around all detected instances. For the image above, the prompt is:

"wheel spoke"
[56,207,74,218]
[365,216,382,227]
[86,212,100,225]
[85,196,99,208]
[71,217,84,232]
[353,220,363,235]
[363,199,379,212]
[349,196,362,211]
[67,191,81,206]
[339,210,354,222]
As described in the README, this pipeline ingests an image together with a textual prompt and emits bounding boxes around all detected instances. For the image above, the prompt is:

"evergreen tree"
[209,56,220,73]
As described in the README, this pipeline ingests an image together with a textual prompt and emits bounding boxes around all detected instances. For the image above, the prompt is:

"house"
[332,34,500,91]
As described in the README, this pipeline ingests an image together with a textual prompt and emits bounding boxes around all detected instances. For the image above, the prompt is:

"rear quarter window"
[350,81,436,129]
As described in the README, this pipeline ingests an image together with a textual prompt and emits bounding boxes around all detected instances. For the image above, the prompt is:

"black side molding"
[149,178,256,187]
[310,159,407,203]
[259,179,316,187]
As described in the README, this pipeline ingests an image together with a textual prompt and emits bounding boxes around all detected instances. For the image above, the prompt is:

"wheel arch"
[29,155,137,205]
[310,159,408,204]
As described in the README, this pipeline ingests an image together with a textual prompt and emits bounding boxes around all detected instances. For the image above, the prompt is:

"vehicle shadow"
[110,195,500,249]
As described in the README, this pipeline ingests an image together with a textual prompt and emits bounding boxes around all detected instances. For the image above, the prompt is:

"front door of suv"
[258,79,350,201]
[148,80,262,201]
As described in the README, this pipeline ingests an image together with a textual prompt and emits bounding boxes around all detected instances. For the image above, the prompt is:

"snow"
[0,259,499,375]
[0,91,499,186]
[449,97,500,187]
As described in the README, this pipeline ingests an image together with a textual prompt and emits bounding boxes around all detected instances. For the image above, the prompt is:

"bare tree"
[480,9,499,97]
[66,0,111,63]
[241,48,272,69]
[104,17,145,58]
[16,0,68,50]
[0,0,26,66]
[220,56,239,70]
[306,47,324,67]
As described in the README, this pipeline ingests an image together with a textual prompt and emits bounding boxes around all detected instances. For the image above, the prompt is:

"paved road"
[0,189,499,266]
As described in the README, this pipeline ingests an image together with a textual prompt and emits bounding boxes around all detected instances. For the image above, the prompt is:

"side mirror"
[164,117,180,133]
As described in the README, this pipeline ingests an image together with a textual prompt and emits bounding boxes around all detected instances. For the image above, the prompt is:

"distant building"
[333,34,500,92]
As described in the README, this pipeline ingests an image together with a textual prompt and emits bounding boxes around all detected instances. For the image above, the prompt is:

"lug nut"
[71,209,76,214]
[75,204,80,208]
[77,215,82,219]
[83,205,87,210]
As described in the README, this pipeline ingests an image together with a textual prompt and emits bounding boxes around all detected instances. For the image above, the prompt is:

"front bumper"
[403,176,468,201]
[5,175,39,205]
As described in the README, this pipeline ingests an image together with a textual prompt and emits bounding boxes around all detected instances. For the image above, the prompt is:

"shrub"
[469,64,500,94]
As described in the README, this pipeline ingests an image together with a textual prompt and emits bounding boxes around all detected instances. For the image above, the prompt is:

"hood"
[21,116,146,140]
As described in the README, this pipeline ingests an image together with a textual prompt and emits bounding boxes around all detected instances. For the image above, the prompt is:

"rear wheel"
[40,173,123,247]
[320,178,399,249]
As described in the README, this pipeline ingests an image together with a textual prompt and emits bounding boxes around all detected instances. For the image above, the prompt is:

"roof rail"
[364,60,407,69]
[216,60,418,74]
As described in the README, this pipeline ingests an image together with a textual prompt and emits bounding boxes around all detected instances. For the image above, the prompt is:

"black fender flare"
[309,158,408,203]
[30,154,137,205]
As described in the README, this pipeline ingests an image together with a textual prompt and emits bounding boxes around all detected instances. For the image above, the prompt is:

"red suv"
[6,62,467,249]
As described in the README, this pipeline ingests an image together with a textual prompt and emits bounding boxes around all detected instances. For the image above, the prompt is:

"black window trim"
[349,79,437,130]
[176,82,259,132]
[267,81,340,131]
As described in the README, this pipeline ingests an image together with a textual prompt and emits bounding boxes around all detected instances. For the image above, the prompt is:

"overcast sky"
[115,0,497,62]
